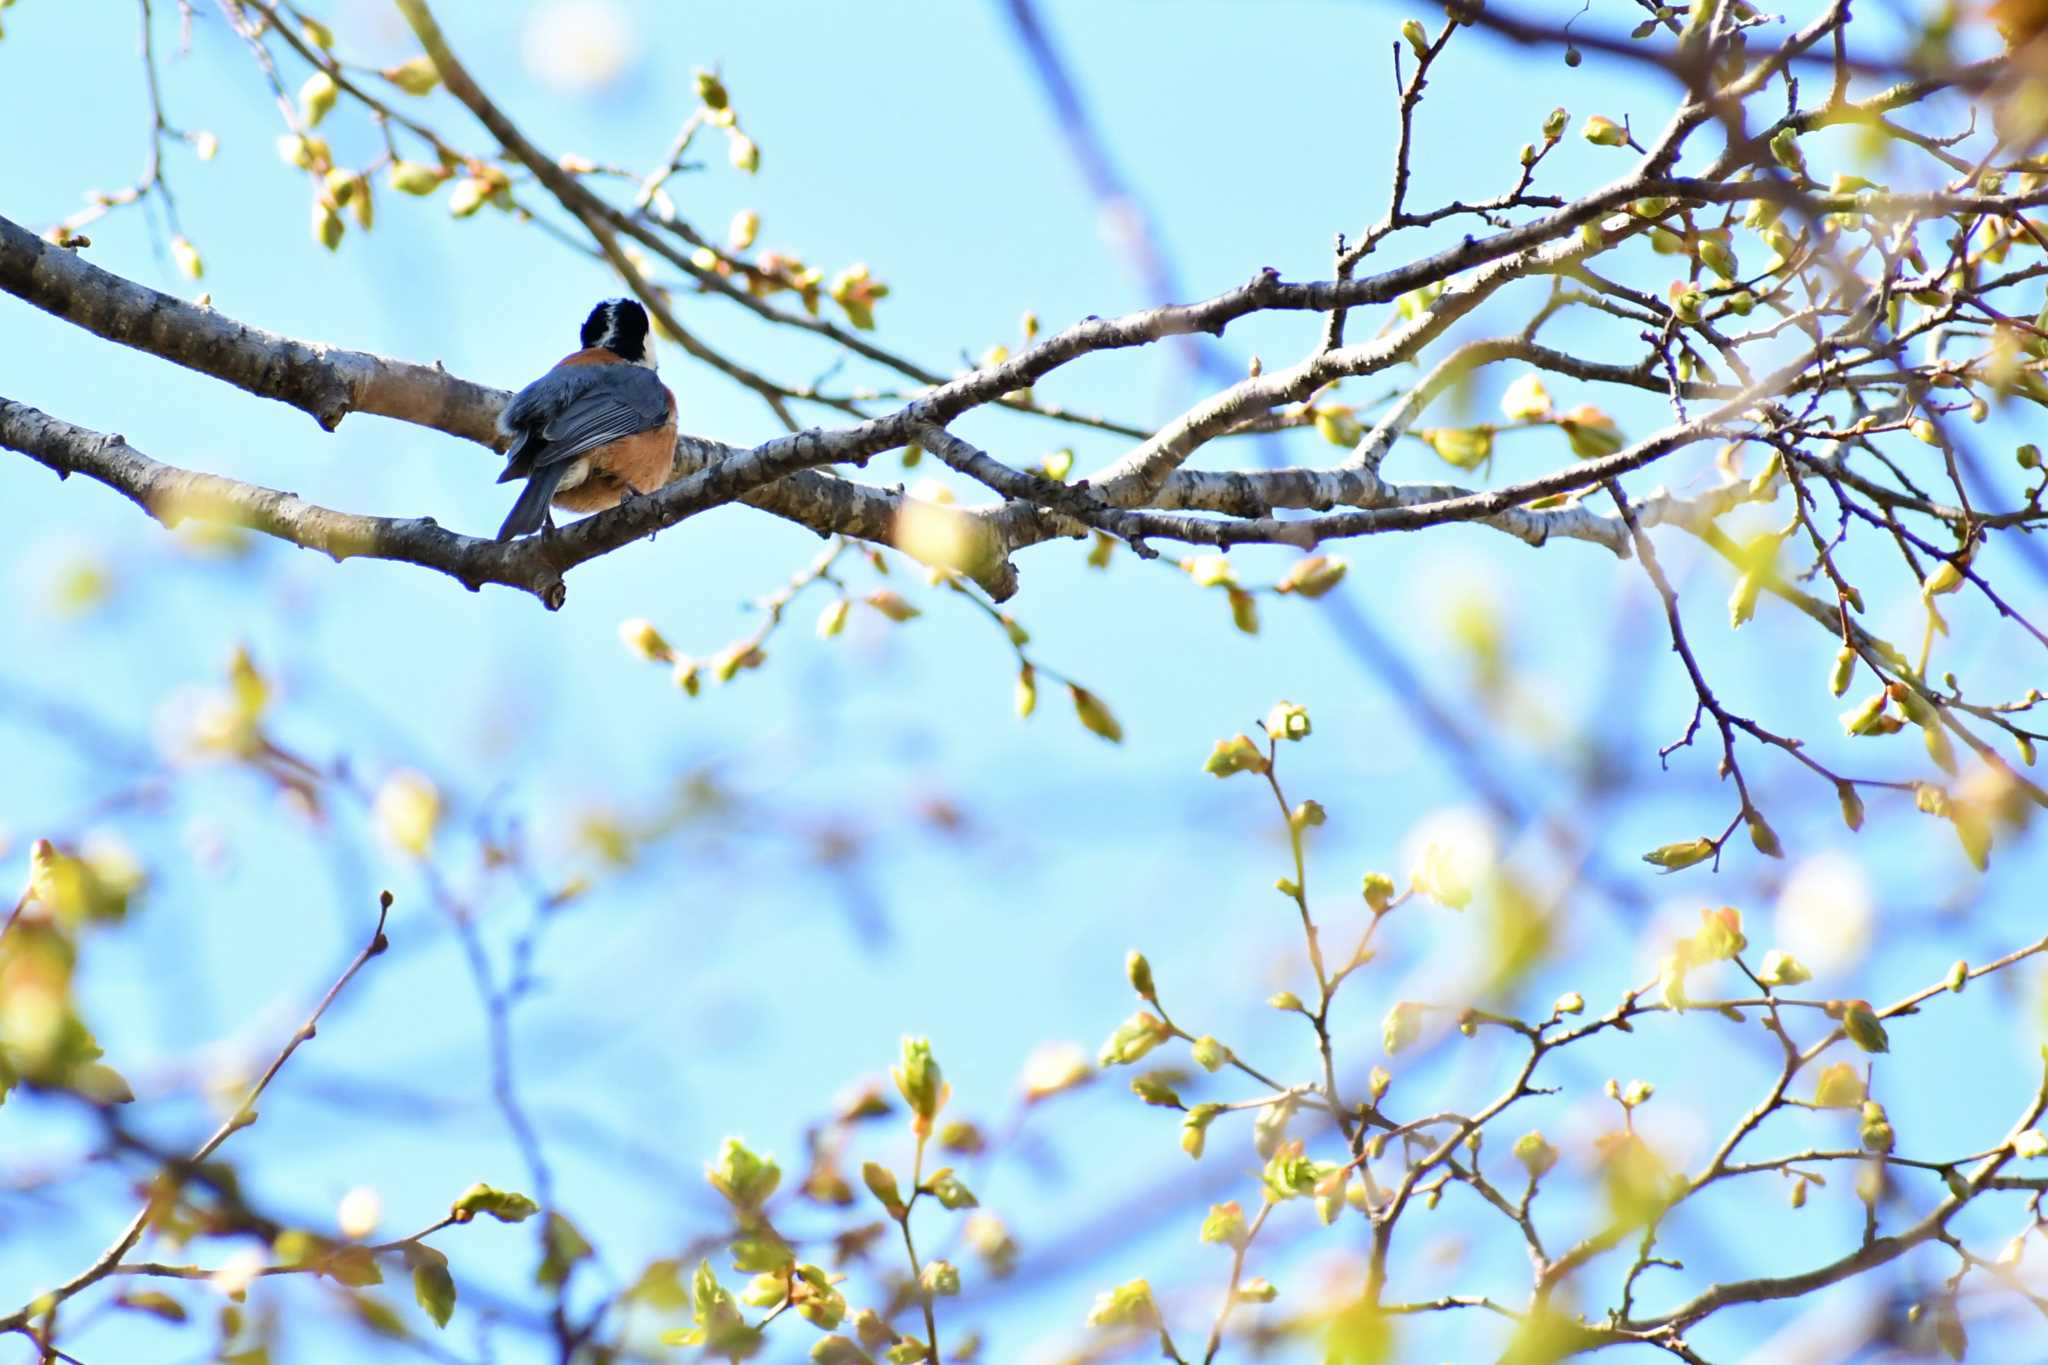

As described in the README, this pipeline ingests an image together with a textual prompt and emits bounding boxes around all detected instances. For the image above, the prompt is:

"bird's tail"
[496,463,568,541]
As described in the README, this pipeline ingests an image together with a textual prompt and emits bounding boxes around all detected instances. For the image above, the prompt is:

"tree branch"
[0,892,395,1335]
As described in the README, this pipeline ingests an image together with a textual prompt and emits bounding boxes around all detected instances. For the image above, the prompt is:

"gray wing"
[523,397,653,470]
[499,365,669,479]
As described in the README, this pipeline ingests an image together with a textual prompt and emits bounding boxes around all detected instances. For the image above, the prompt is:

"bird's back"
[497,354,667,481]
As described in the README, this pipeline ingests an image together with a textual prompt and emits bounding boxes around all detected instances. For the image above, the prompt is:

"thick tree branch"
[0,213,1807,606]
[0,213,504,440]
[0,395,1018,605]
[5,13,2033,622]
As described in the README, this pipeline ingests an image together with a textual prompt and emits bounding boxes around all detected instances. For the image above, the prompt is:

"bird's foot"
[623,486,659,540]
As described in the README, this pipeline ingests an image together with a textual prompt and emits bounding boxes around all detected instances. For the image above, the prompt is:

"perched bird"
[495,298,678,540]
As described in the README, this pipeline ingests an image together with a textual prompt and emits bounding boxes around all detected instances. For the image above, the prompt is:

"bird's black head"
[580,298,654,364]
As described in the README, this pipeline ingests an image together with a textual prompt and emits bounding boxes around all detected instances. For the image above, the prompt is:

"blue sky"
[5,2,2048,1362]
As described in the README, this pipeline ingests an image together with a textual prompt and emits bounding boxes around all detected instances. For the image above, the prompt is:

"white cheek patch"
[590,301,622,354]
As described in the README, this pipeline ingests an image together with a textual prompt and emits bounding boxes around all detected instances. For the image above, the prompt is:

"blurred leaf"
[1070,686,1122,743]
[537,1211,593,1287]
[118,1291,187,1322]
[324,1246,382,1287]
[412,1257,455,1329]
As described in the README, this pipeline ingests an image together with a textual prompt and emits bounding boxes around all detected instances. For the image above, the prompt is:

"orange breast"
[550,404,678,513]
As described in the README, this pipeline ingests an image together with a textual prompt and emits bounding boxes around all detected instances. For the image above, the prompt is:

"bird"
[494,298,678,541]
